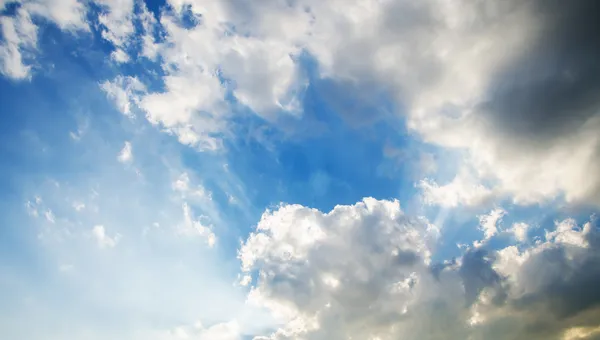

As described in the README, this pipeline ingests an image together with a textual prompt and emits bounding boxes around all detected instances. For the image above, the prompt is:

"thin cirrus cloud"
[0,0,599,339]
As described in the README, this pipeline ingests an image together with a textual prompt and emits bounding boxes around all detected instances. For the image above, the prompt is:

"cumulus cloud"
[239,198,454,339]
[117,141,133,163]
[92,224,120,248]
[240,199,600,339]
[510,222,530,243]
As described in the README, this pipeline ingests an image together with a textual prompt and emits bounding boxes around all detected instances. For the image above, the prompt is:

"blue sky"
[1,0,600,339]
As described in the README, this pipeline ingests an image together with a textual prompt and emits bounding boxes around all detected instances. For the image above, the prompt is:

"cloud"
[96,0,135,49]
[101,76,146,118]
[240,198,451,339]
[477,208,505,243]
[172,172,212,200]
[117,141,133,163]
[92,224,120,248]
[3,0,599,206]
[44,209,56,223]
[510,222,530,243]
[72,201,85,211]
[488,217,600,339]
[0,0,87,79]
[180,202,216,247]
[420,168,498,208]
[4,1,600,339]
[157,320,240,340]
[240,199,600,339]
[0,7,37,79]
[114,0,596,206]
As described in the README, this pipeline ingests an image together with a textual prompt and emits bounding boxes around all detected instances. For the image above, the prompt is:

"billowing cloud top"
[1,0,600,339]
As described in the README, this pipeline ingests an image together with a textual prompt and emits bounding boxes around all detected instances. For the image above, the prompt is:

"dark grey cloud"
[480,0,600,142]
[459,249,504,306]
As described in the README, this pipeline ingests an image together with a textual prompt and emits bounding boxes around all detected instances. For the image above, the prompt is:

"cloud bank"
[241,199,600,340]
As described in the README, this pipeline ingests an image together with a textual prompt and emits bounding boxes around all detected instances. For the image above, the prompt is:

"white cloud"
[117,141,133,163]
[0,0,87,79]
[240,198,448,339]
[92,224,120,248]
[0,8,37,79]
[241,200,600,339]
[108,0,597,206]
[180,202,216,247]
[72,201,85,211]
[44,209,56,223]
[420,168,498,208]
[2,1,598,206]
[101,76,146,118]
[110,48,130,63]
[510,222,530,243]
[478,208,505,242]
[25,0,88,30]
[172,172,211,200]
[545,218,589,248]
[96,0,135,48]
[25,199,39,217]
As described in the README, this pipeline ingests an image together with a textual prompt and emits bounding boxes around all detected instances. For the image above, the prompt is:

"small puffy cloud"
[44,209,56,224]
[92,225,120,248]
[117,141,132,163]
[239,275,252,287]
[510,222,530,243]
[180,202,216,247]
[72,201,85,211]
[25,199,39,217]
[172,172,212,200]
[110,48,129,63]
[101,76,146,118]
[478,208,506,243]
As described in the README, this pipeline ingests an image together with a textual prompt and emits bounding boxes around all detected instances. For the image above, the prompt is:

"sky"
[1,0,600,339]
